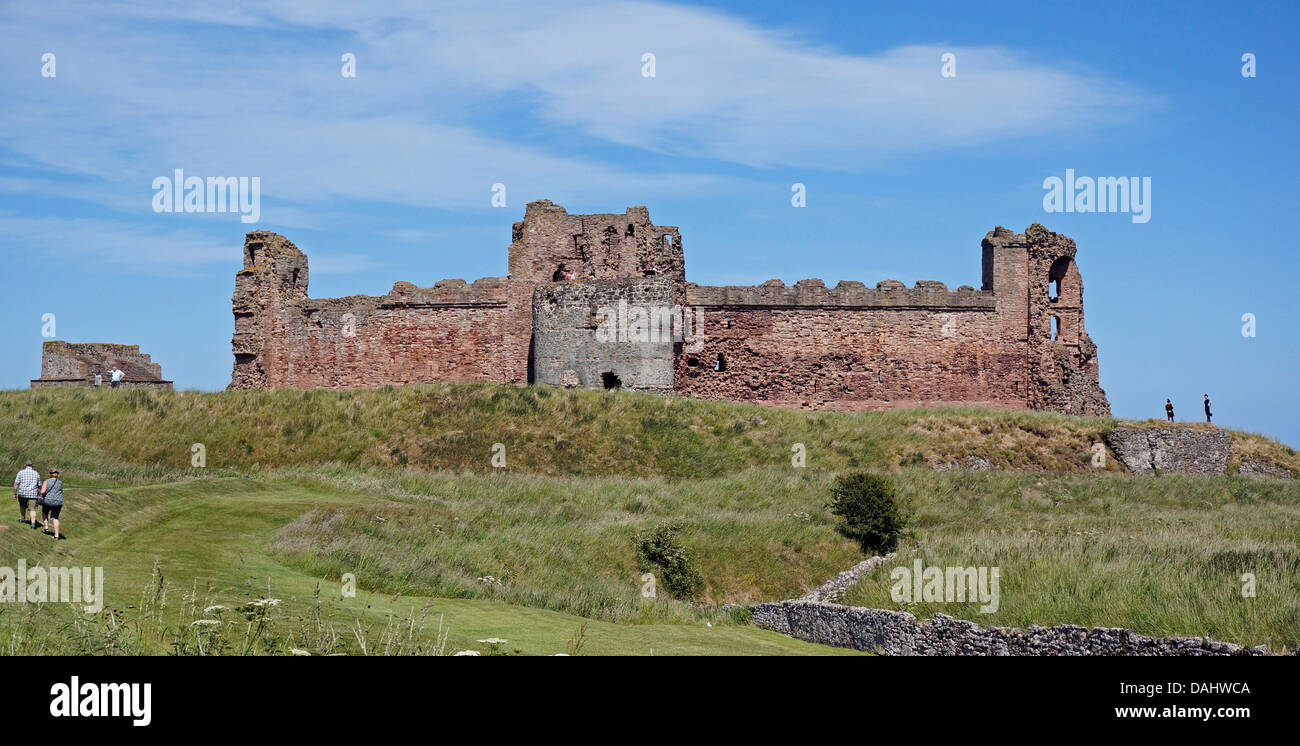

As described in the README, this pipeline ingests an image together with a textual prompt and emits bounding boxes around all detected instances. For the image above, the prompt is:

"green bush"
[826,472,909,554]
[635,522,703,600]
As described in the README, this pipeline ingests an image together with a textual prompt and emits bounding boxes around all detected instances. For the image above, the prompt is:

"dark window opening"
[714,354,726,372]
[291,268,300,286]
[723,316,732,329]
[1048,257,1072,301]
[601,371,622,389]
[686,357,700,368]
[1051,315,1060,341]
[551,264,568,282]
[644,268,657,277]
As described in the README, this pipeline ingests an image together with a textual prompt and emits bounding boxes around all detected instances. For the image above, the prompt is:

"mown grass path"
[1,477,858,656]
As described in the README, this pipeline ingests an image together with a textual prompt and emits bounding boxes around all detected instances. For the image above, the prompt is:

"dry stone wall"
[750,600,1275,656]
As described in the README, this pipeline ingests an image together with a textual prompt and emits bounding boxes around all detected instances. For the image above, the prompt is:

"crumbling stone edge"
[740,556,1287,656]
[799,552,899,603]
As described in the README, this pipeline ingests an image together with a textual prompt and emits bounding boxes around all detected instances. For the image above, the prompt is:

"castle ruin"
[32,341,173,389]
[229,200,1108,415]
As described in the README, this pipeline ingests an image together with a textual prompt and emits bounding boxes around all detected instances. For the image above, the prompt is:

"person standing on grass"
[1165,398,1175,422]
[14,460,40,529]
[110,366,124,388]
[39,468,64,540]
[93,369,102,387]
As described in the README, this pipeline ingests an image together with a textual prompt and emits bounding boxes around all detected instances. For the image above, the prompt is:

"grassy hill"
[4,384,1296,480]
[1,385,1297,654]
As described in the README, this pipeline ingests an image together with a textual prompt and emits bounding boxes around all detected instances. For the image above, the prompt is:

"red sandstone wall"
[264,303,526,388]
[231,232,531,390]
[507,200,683,284]
[673,307,1026,410]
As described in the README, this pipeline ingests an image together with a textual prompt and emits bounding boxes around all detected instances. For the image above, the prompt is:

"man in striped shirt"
[14,460,40,528]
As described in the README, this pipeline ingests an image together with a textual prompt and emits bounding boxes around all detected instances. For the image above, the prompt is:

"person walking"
[1204,394,1213,424]
[1165,398,1175,422]
[110,366,124,388]
[13,461,40,529]
[39,468,64,539]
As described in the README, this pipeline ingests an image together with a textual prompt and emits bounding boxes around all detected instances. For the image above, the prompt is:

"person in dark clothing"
[1204,394,1212,424]
[39,468,64,539]
[1165,399,1174,422]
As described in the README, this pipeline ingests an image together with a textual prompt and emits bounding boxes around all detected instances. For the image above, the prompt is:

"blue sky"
[1,1,1297,445]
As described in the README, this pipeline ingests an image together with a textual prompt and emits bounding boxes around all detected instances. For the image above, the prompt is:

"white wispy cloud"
[0,0,1153,272]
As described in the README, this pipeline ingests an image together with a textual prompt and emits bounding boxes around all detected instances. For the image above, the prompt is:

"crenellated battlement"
[686,279,994,310]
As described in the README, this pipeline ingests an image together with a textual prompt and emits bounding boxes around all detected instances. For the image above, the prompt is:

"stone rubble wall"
[750,599,1275,656]
[1238,459,1294,479]
[1105,427,1232,476]
[800,553,898,603]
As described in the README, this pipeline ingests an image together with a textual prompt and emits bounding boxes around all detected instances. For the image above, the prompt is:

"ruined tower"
[230,231,308,389]
[981,224,1108,416]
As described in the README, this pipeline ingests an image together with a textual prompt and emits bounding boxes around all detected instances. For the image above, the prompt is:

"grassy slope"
[1,385,1297,653]
[841,470,1300,650]
[4,385,1295,479]
[1,477,854,656]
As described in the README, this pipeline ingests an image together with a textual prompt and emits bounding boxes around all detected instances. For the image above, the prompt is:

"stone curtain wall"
[749,600,1274,656]
[267,281,527,388]
[228,203,1109,417]
[230,232,530,389]
[677,281,1023,410]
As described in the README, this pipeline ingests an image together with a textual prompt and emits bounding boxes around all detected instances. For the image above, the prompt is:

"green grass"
[1,384,1297,655]
[5,385,1293,480]
[266,467,862,620]
[0,476,857,656]
[838,470,1300,651]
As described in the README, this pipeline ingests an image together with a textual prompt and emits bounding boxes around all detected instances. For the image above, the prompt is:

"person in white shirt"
[110,367,125,388]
